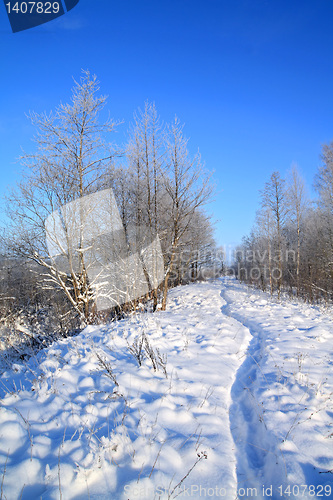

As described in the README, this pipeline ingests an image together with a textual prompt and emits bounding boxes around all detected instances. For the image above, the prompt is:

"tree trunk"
[161,247,177,311]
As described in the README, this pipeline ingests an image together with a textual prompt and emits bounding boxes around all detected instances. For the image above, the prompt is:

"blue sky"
[1,0,333,252]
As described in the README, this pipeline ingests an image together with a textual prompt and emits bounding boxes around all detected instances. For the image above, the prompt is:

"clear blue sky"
[1,0,333,253]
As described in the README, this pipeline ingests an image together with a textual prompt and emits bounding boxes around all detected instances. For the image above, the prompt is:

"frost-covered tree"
[285,164,309,296]
[126,102,165,310]
[236,157,333,303]
[5,71,117,325]
[160,118,214,309]
[3,80,216,327]
[313,140,333,297]
[120,108,215,310]
[260,171,287,298]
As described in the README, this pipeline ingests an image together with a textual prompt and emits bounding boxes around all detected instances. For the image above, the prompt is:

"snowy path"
[222,279,333,500]
[0,278,332,499]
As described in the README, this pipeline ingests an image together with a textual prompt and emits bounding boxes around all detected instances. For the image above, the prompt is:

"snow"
[0,278,332,499]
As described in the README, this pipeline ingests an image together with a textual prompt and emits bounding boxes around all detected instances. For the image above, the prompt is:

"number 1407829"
[5,2,60,14]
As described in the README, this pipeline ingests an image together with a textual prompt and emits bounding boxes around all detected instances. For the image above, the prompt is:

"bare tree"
[260,171,287,298]
[161,118,214,309]
[125,108,215,310]
[126,102,165,310]
[316,140,333,216]
[314,140,333,296]
[5,71,118,325]
[286,164,309,296]
[255,205,274,293]
[236,147,333,304]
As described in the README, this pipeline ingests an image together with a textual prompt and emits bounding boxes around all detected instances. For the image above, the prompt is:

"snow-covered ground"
[0,278,332,499]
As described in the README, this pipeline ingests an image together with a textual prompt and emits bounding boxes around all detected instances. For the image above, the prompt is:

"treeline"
[234,149,333,303]
[0,71,219,342]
